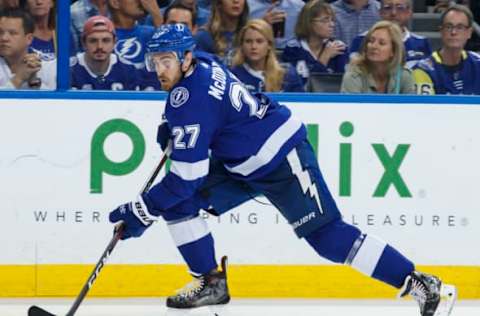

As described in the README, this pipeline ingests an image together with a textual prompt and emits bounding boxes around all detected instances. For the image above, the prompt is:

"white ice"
[1,298,479,316]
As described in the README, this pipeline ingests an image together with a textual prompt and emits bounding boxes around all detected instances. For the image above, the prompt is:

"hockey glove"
[109,195,157,240]
[156,121,170,151]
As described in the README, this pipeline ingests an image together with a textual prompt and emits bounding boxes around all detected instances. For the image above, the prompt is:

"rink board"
[1,96,479,298]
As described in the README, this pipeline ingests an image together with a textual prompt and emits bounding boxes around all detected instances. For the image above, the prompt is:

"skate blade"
[434,284,457,316]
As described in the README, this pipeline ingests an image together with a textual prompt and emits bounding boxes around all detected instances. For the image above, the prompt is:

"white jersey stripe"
[167,215,210,247]
[170,158,209,181]
[225,115,302,176]
[350,234,387,276]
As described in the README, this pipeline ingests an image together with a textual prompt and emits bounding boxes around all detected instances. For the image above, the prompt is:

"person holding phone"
[248,0,304,49]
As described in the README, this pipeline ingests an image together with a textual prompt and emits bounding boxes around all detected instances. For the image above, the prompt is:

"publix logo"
[90,119,411,198]
[90,119,145,193]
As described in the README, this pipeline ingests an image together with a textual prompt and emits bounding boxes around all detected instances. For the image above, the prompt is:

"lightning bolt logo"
[119,38,136,56]
[287,150,324,214]
[115,38,142,63]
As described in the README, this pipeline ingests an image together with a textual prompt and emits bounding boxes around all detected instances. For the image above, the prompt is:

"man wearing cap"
[70,15,139,90]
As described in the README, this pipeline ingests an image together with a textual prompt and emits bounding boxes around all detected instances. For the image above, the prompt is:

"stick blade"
[28,305,56,316]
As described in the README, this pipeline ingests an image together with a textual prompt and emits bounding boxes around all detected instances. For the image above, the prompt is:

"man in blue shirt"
[108,24,457,315]
[331,0,380,47]
[108,0,161,89]
[248,0,304,49]
[349,0,432,69]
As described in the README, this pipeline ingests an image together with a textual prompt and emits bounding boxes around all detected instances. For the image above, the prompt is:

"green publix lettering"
[90,119,411,198]
[307,121,411,198]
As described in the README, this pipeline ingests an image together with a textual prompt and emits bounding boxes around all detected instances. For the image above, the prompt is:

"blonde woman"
[194,0,249,66]
[341,20,415,94]
[231,19,303,92]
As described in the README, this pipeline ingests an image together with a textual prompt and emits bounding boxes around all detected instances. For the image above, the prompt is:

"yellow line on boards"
[0,265,478,298]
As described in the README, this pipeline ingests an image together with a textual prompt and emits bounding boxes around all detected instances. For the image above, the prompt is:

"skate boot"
[166,256,230,309]
[398,271,457,316]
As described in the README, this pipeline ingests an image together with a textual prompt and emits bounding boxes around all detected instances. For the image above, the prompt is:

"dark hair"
[0,8,35,34]
[440,4,473,27]
[163,1,197,27]
[24,0,56,29]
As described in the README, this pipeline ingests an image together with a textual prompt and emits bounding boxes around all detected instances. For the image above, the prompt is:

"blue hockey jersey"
[114,24,155,69]
[412,50,480,95]
[30,37,56,61]
[281,38,348,86]
[230,63,304,93]
[146,53,307,211]
[349,30,432,69]
[70,53,138,90]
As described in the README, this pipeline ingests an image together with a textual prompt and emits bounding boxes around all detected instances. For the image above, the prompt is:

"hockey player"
[413,4,480,95]
[70,15,138,90]
[108,24,457,315]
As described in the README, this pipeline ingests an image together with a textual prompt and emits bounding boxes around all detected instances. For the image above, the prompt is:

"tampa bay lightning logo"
[170,87,189,108]
[115,38,142,61]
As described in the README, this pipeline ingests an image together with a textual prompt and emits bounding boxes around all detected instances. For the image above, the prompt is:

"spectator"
[413,4,480,94]
[282,0,348,86]
[163,1,197,34]
[108,0,153,68]
[248,0,304,50]
[108,0,161,90]
[174,0,210,27]
[350,0,432,69]
[70,0,110,55]
[331,0,380,48]
[194,0,249,67]
[231,19,303,92]
[70,15,138,90]
[24,0,56,61]
[0,8,56,89]
[341,20,415,94]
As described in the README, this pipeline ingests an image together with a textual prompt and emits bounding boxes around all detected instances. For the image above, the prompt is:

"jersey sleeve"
[144,90,218,212]
[412,68,435,95]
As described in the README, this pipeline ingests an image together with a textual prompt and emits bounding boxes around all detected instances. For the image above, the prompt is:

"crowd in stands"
[0,0,480,95]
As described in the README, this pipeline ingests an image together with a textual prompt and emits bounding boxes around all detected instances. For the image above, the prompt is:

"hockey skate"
[399,271,457,316]
[166,256,230,309]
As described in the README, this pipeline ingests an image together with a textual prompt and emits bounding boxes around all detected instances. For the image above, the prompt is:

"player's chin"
[160,81,172,91]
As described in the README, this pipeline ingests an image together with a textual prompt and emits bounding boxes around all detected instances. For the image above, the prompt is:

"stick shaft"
[65,148,170,316]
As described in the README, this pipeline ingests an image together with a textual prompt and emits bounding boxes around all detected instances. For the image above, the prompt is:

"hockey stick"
[28,147,171,316]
